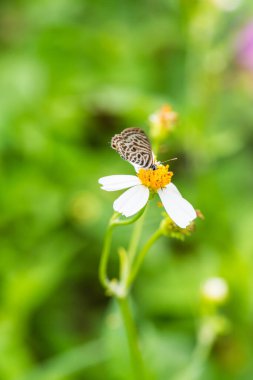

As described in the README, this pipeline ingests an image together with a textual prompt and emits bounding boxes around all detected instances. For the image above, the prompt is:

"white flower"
[201,277,229,304]
[99,164,196,229]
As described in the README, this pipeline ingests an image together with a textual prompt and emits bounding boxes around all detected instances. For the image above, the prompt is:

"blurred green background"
[1,0,253,379]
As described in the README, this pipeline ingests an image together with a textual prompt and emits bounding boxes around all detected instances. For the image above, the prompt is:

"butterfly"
[111,128,156,170]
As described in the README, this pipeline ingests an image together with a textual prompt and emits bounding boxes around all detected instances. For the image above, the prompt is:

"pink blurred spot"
[236,22,253,70]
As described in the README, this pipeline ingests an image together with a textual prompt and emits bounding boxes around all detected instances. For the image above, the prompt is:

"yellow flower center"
[138,165,173,191]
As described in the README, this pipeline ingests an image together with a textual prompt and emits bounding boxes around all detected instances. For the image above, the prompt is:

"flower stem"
[172,331,214,380]
[117,296,146,379]
[99,208,150,379]
[113,207,146,226]
[99,208,147,289]
[99,223,113,288]
[127,228,163,287]
[128,209,146,265]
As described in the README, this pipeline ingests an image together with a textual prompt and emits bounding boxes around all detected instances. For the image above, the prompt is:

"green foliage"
[0,0,253,379]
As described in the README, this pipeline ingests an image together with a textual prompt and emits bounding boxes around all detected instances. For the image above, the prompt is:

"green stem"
[99,208,147,289]
[127,228,163,287]
[112,207,146,226]
[172,327,215,380]
[99,208,150,378]
[187,340,212,379]
[99,223,113,288]
[117,297,145,379]
[128,208,146,265]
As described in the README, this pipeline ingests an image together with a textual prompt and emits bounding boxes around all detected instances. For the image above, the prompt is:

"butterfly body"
[111,128,156,169]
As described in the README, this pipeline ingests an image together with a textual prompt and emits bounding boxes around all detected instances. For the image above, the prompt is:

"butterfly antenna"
[161,157,178,164]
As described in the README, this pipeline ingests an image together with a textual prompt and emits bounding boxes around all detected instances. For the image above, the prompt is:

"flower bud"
[201,277,229,305]
[149,104,178,140]
[160,214,195,240]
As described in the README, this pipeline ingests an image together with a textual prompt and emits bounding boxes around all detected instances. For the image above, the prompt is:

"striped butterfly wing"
[111,128,154,169]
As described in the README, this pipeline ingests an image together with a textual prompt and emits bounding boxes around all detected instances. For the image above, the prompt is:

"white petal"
[166,182,182,197]
[158,183,196,228]
[98,175,141,191]
[113,185,149,217]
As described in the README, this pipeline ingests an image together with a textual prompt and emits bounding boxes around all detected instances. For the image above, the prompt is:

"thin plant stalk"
[127,228,163,287]
[99,209,146,288]
[99,223,113,288]
[117,296,146,380]
[128,209,146,265]
[99,207,162,379]
[172,329,215,380]
[99,208,149,376]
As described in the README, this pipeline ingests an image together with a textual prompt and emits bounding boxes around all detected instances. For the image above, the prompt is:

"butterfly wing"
[111,128,154,169]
